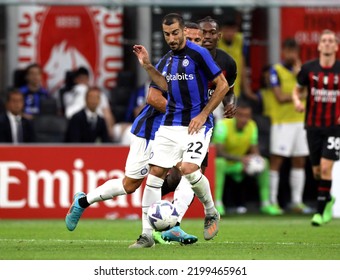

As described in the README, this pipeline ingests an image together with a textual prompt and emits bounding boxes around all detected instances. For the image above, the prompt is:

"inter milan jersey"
[297,59,340,129]
[130,98,165,141]
[208,48,237,97]
[151,40,222,129]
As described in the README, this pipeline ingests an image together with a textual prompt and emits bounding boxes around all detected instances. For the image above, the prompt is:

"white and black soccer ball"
[245,155,266,176]
[147,200,179,231]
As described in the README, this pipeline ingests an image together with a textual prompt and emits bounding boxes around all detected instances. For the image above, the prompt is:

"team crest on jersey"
[141,167,148,176]
[182,59,189,67]
[324,76,328,85]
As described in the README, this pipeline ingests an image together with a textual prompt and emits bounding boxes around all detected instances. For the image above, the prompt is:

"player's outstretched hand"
[133,45,151,67]
[224,103,237,118]
[188,114,207,135]
[294,99,305,113]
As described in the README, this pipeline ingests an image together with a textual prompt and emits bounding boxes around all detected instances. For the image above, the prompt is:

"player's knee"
[180,163,199,176]
[123,177,143,194]
[320,165,332,180]
[149,165,168,178]
[184,169,202,184]
[167,167,182,187]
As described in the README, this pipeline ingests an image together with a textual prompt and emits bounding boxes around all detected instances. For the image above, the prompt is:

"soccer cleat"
[311,213,324,226]
[65,192,86,231]
[216,204,226,216]
[260,205,283,215]
[271,204,284,215]
[323,196,335,223]
[129,234,155,248]
[161,226,198,245]
[152,230,173,245]
[203,212,220,240]
[290,203,313,214]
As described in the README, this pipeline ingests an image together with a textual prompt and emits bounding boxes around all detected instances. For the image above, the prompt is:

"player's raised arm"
[146,87,167,113]
[133,45,168,92]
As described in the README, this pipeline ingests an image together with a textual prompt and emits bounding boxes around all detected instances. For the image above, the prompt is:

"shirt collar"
[7,111,21,121]
[85,108,97,119]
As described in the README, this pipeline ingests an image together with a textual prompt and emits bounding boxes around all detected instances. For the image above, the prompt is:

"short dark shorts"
[202,152,208,168]
[306,127,340,166]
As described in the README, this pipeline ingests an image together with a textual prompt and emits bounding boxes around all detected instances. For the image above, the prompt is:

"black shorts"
[202,152,208,168]
[306,127,340,166]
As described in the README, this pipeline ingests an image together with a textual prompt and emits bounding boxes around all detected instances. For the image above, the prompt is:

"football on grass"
[147,200,179,231]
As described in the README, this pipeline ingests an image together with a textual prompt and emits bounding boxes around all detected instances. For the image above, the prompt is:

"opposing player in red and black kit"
[293,29,340,226]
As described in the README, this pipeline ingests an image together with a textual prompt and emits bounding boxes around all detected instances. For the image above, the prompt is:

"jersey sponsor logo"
[311,87,340,103]
[165,73,194,83]
[190,156,200,159]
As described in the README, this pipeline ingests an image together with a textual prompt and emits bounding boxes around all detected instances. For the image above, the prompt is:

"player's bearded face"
[163,23,185,51]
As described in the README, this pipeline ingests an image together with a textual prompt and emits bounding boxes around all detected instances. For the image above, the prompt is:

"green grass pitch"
[1,215,339,260]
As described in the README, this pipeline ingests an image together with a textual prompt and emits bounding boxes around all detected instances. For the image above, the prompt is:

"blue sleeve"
[269,66,280,87]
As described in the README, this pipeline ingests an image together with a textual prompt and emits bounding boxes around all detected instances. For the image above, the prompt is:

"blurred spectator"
[217,17,256,103]
[125,79,150,123]
[64,87,110,143]
[0,97,5,114]
[63,66,115,140]
[0,88,35,143]
[255,65,273,117]
[19,63,49,119]
[58,70,75,116]
[268,38,311,214]
[212,100,281,216]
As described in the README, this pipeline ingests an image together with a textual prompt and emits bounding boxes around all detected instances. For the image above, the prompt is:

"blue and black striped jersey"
[152,40,222,130]
[130,99,165,141]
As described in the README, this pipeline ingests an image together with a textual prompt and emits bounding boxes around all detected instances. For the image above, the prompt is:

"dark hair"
[236,98,252,110]
[185,22,200,30]
[162,13,184,28]
[6,87,23,102]
[74,66,89,78]
[25,63,42,76]
[282,38,299,50]
[222,17,237,27]
[197,16,220,30]
[85,86,101,98]
[259,64,272,88]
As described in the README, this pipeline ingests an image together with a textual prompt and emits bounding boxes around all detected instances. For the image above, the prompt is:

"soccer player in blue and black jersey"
[131,13,230,248]
[293,29,340,227]
[64,22,203,246]
[158,17,238,244]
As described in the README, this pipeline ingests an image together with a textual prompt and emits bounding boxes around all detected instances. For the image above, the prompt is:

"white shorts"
[149,125,213,168]
[270,122,309,157]
[125,134,153,179]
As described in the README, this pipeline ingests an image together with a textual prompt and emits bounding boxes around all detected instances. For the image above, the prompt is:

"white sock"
[142,174,163,236]
[185,170,215,216]
[173,177,195,223]
[290,168,305,205]
[86,178,127,204]
[269,170,279,205]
